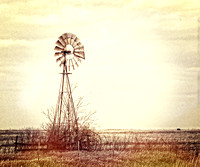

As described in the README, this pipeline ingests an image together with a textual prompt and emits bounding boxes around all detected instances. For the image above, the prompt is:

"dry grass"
[1,129,200,166]
[0,149,200,167]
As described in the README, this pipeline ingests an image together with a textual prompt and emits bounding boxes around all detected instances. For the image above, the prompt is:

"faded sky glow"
[0,0,200,129]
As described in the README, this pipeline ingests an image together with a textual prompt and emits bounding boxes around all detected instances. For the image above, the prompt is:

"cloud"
[0,39,45,47]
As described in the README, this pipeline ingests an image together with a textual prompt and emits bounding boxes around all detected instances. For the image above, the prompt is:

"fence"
[0,130,47,153]
[1,129,200,154]
[97,130,200,154]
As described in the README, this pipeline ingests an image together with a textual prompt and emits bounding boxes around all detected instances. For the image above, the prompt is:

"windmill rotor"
[54,33,85,71]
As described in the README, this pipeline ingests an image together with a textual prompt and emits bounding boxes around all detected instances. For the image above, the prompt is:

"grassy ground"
[0,150,200,167]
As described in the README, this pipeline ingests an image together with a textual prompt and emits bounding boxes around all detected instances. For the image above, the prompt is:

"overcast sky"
[0,0,200,129]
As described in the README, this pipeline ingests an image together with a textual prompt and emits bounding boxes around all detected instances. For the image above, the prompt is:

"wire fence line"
[1,129,200,155]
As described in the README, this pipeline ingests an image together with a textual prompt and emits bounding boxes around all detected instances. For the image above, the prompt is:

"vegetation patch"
[1,150,200,167]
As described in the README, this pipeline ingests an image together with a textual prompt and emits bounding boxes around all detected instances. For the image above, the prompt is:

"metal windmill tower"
[49,33,85,149]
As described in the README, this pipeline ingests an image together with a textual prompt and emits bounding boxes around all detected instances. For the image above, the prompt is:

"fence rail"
[1,130,200,154]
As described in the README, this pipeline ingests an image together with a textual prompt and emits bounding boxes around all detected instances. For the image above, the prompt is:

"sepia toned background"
[0,0,200,129]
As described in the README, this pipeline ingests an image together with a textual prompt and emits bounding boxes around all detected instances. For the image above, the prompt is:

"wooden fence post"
[15,136,18,153]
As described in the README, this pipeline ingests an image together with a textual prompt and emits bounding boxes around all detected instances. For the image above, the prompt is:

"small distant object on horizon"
[177,128,181,131]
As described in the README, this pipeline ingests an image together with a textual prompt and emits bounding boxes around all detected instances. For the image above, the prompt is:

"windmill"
[49,33,85,149]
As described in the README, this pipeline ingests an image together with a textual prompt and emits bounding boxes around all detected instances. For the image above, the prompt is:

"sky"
[0,0,200,130]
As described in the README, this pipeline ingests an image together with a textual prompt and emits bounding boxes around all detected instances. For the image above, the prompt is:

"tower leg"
[49,65,79,150]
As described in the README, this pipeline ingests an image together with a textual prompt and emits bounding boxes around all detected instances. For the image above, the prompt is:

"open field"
[1,129,200,166]
[1,150,200,167]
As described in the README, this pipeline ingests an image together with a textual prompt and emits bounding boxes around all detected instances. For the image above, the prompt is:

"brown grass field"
[1,129,200,166]
[0,149,200,167]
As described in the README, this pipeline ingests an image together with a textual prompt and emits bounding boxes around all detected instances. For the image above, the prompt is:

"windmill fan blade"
[74,48,84,53]
[56,56,64,62]
[71,59,75,70]
[54,46,64,51]
[71,34,76,39]
[74,50,84,54]
[54,52,62,56]
[81,52,85,59]
[74,52,85,59]
[72,37,80,47]
[72,41,77,47]
[73,58,79,67]
[74,51,84,55]
[69,37,72,45]
[75,56,82,63]
[56,40,64,48]
[70,34,76,43]
[69,33,76,39]
[77,42,82,46]
[62,33,68,39]
[64,38,69,45]
[59,62,63,67]
[74,37,79,43]
[73,51,84,57]
[66,33,72,37]
[67,37,71,44]
[74,53,83,59]
[74,46,84,51]
[58,36,66,46]
[74,42,83,49]
[70,38,75,46]
[69,33,76,45]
